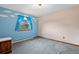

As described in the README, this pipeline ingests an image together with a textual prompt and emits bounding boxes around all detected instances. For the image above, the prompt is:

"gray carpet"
[12,37,79,54]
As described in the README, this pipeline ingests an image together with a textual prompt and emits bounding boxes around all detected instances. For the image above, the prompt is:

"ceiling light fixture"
[37,0,43,8]
[38,4,42,6]
[37,4,42,8]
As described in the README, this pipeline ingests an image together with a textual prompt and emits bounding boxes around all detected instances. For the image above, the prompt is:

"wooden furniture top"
[0,37,12,42]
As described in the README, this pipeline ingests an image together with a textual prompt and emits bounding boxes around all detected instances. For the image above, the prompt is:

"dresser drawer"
[0,40,12,54]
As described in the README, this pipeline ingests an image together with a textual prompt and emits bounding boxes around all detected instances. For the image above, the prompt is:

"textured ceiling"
[0,4,78,17]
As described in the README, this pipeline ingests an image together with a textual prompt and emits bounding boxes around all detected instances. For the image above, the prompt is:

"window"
[15,15,32,31]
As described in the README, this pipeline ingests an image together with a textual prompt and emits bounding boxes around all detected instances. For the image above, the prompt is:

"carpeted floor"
[12,37,79,54]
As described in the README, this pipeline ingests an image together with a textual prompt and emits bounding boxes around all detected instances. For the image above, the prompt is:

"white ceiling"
[0,4,78,17]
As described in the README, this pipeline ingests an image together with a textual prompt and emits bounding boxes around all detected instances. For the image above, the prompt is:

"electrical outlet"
[62,36,65,39]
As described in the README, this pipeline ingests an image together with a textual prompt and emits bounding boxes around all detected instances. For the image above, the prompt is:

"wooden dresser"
[0,37,12,54]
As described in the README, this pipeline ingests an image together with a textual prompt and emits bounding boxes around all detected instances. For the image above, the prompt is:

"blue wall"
[0,7,38,42]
